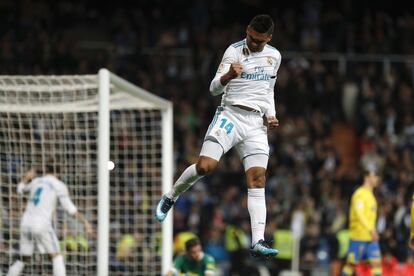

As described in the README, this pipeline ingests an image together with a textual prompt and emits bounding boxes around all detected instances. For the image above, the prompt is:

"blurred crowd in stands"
[1,0,414,275]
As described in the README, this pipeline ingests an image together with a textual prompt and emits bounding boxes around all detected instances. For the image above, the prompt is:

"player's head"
[363,167,380,188]
[185,238,202,261]
[246,14,274,52]
[45,158,60,175]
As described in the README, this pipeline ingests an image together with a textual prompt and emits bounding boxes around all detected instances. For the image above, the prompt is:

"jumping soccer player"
[156,14,281,257]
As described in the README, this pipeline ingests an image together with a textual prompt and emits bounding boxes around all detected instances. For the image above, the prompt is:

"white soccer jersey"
[18,175,77,228]
[210,39,282,117]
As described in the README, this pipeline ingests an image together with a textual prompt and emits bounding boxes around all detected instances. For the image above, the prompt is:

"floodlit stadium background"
[1,0,414,275]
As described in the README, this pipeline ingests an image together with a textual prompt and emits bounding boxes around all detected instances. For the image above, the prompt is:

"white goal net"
[0,70,173,276]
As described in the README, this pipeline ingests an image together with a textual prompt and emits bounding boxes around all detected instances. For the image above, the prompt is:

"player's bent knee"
[246,168,266,188]
[196,157,218,175]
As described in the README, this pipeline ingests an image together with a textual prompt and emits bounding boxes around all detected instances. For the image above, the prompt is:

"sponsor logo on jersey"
[240,66,271,81]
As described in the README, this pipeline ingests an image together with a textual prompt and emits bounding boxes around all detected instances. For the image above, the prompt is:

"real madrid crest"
[267,57,273,66]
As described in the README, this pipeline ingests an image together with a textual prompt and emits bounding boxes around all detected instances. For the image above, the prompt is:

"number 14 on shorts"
[220,118,234,134]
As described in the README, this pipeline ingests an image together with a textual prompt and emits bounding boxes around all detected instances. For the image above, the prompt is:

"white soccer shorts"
[19,224,61,256]
[201,105,269,168]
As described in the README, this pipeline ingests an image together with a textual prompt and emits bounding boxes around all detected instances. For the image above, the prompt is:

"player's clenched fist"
[264,116,279,129]
[219,63,243,86]
[227,63,243,79]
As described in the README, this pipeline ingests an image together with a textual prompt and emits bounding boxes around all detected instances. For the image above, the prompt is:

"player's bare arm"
[17,169,36,194]
[74,211,95,237]
[370,229,379,241]
[220,63,242,86]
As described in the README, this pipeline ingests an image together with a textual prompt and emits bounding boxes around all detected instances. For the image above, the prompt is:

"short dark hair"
[45,158,59,174]
[185,238,200,251]
[45,164,55,174]
[249,14,274,34]
[362,162,378,176]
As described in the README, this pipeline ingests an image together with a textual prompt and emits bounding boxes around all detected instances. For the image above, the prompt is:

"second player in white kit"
[156,14,281,257]
[7,167,93,276]
[19,174,77,256]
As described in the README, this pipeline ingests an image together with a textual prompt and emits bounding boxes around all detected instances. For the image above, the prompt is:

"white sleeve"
[60,196,78,215]
[265,89,276,117]
[265,53,281,117]
[57,183,78,215]
[209,46,238,96]
[17,181,32,195]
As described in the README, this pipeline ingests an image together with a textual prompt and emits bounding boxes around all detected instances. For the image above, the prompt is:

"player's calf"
[50,253,66,276]
[7,256,31,276]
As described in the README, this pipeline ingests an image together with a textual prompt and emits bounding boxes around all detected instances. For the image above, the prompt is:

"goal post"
[98,69,110,276]
[0,69,173,276]
[97,69,174,276]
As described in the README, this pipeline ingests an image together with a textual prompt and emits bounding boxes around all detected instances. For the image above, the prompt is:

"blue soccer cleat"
[250,240,279,258]
[155,195,175,222]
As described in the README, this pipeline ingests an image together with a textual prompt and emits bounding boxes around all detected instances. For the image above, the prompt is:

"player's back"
[21,175,65,229]
[349,186,377,241]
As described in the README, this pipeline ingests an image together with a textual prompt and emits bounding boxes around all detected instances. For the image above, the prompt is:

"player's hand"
[370,230,379,241]
[409,236,414,250]
[226,63,243,79]
[264,116,279,129]
[23,169,36,183]
[84,221,95,238]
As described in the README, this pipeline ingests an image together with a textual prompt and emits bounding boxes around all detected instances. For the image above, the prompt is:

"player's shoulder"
[47,175,63,184]
[173,254,185,265]
[353,186,362,195]
[265,44,281,59]
[230,39,245,49]
[203,253,215,263]
[222,41,242,58]
[46,175,66,190]
[30,176,47,187]
[174,254,185,261]
[353,186,368,197]
[30,176,41,184]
